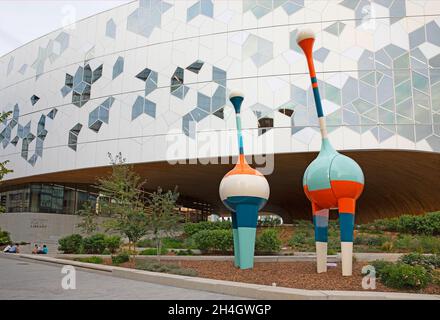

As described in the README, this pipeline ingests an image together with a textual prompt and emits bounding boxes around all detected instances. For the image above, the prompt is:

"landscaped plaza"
[1,0,440,303]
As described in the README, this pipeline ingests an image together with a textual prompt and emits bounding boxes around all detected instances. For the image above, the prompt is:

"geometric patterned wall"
[0,0,439,181]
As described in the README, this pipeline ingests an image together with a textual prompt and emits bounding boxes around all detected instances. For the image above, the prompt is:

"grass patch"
[135,260,197,277]
[73,256,104,264]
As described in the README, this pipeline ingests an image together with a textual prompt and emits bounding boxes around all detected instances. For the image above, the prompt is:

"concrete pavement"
[0,255,244,300]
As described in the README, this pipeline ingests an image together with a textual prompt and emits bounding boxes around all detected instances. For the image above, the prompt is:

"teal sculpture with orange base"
[297,30,365,276]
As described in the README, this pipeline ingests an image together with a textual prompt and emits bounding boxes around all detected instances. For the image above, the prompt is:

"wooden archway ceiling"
[2,150,440,224]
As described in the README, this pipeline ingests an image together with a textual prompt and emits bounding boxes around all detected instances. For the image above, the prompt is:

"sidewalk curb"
[12,254,440,300]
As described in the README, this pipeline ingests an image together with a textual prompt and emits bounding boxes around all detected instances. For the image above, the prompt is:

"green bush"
[136,238,154,247]
[354,234,390,246]
[162,237,185,249]
[378,262,431,290]
[255,228,281,253]
[104,235,121,254]
[58,234,83,254]
[289,232,308,247]
[139,247,168,255]
[191,229,233,252]
[82,234,107,254]
[74,256,104,264]
[369,212,440,235]
[394,234,440,253]
[0,228,11,246]
[135,260,197,277]
[111,251,130,265]
[399,253,440,271]
[371,260,394,275]
[183,221,231,237]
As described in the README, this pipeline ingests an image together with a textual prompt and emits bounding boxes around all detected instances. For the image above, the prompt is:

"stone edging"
[10,253,440,300]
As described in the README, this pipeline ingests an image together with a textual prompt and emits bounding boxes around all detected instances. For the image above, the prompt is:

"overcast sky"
[0,0,133,57]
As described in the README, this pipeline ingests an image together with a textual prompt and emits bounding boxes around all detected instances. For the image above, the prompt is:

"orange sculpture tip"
[296,29,316,44]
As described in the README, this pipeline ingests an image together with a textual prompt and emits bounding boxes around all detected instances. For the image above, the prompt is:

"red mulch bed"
[99,257,440,294]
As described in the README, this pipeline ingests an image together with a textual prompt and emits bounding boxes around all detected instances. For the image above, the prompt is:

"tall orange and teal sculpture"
[297,30,365,276]
[219,91,270,269]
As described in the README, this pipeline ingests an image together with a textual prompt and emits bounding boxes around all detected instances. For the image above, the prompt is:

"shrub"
[378,263,431,290]
[289,232,308,247]
[162,237,185,249]
[139,247,168,255]
[111,251,130,265]
[394,235,440,253]
[371,260,394,275]
[82,234,107,254]
[135,260,197,277]
[104,235,121,254]
[183,221,231,236]
[74,256,104,264]
[354,234,389,246]
[191,229,233,252]
[136,238,154,247]
[0,228,11,246]
[256,228,281,253]
[399,253,440,271]
[369,212,440,235]
[58,234,83,254]
[381,241,394,252]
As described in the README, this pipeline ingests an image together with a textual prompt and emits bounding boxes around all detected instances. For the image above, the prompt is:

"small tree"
[146,187,181,260]
[97,153,149,255]
[76,201,99,235]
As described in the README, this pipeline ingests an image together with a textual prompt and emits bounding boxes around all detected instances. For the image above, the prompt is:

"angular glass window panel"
[92,65,103,83]
[74,81,89,94]
[381,98,395,112]
[36,138,44,157]
[413,89,430,110]
[187,2,200,22]
[427,135,440,152]
[415,105,431,124]
[395,81,412,105]
[375,49,392,67]
[72,91,81,107]
[282,1,302,15]
[10,136,19,146]
[213,108,224,119]
[360,72,376,86]
[324,83,341,105]
[211,86,226,111]
[343,109,360,125]
[379,107,395,124]
[171,67,184,92]
[396,98,414,118]
[213,67,227,87]
[132,96,145,120]
[429,54,440,68]
[411,58,428,76]
[145,76,158,96]
[89,108,99,126]
[293,105,309,126]
[393,53,409,69]
[37,129,47,140]
[352,99,374,114]
[378,126,394,142]
[415,125,432,142]
[429,68,440,85]
[358,50,374,70]
[314,48,330,62]
[70,123,83,135]
[197,92,211,113]
[432,82,440,112]
[291,85,307,106]
[61,86,72,97]
[411,48,427,63]
[394,69,410,85]
[426,21,440,46]
[278,108,294,117]
[201,0,214,17]
[112,56,124,79]
[28,154,38,166]
[364,108,378,122]
[37,115,46,134]
[68,132,79,151]
[30,95,40,106]
[73,67,84,87]
[89,120,103,133]
[47,108,58,120]
[377,76,394,105]
[251,5,270,19]
[137,68,152,82]
[326,109,342,128]
[83,64,93,84]
[384,44,406,59]
[144,99,156,118]
[409,26,425,49]
[106,19,116,39]
[191,108,209,123]
[342,77,359,105]
[186,60,204,74]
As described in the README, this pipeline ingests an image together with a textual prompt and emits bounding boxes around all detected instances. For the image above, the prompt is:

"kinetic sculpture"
[296,30,365,276]
[219,91,270,269]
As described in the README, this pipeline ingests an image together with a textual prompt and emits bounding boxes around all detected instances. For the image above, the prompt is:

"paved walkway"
[0,256,244,300]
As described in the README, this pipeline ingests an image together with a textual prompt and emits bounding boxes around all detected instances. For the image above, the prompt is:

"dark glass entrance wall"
[0,183,98,214]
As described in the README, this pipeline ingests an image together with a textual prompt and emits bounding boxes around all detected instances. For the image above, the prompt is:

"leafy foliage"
[183,221,231,236]
[76,201,100,235]
[139,247,168,255]
[0,228,11,246]
[135,260,197,276]
[74,256,104,264]
[58,234,83,254]
[377,263,431,290]
[111,251,130,265]
[255,228,282,253]
[191,229,233,252]
[399,253,440,271]
[366,212,440,235]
